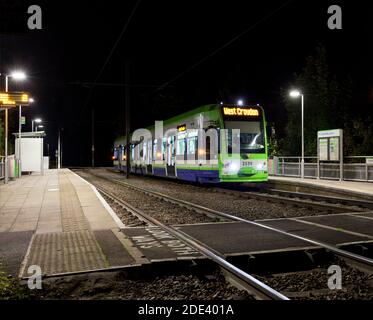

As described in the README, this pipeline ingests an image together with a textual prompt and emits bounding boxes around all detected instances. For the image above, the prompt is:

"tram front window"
[225,121,265,154]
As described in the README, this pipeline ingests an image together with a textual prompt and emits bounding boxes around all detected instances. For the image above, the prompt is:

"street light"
[36,125,44,132]
[2,71,27,183]
[237,99,244,106]
[9,71,26,81]
[32,118,42,132]
[289,89,305,179]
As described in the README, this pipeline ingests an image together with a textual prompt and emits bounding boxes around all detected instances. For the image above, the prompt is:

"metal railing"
[269,156,373,182]
[0,155,17,181]
[0,156,4,180]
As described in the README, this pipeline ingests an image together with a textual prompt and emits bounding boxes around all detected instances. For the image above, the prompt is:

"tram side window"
[147,139,152,164]
[177,138,186,160]
[227,129,233,155]
[206,136,211,161]
[187,136,198,160]
[140,142,145,159]
[121,146,126,161]
[131,145,135,160]
[153,139,158,160]
[162,139,166,161]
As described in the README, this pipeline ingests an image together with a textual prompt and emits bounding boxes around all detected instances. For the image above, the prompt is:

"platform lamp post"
[3,71,27,183]
[289,90,305,179]
[17,97,34,178]
[32,118,42,132]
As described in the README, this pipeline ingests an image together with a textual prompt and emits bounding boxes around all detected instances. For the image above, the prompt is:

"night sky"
[0,0,367,166]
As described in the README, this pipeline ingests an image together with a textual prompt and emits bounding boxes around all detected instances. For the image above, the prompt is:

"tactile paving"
[23,230,108,276]
[58,172,90,232]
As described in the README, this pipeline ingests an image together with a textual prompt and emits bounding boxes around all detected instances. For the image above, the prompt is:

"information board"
[317,129,342,162]
[319,138,328,161]
[329,137,340,161]
[317,129,343,180]
[0,92,30,107]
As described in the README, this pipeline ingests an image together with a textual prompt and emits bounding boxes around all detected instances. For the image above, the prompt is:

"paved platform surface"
[268,176,373,199]
[0,169,141,277]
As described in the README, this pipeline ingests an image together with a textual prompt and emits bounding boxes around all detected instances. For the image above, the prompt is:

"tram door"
[166,136,176,177]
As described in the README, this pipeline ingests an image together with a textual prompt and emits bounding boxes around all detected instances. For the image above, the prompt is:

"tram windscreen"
[224,121,265,154]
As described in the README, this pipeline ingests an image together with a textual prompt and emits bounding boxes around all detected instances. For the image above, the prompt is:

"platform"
[0,169,140,278]
[267,176,373,200]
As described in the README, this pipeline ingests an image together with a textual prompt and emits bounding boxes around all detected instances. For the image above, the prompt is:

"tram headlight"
[229,162,239,172]
[256,161,267,171]
[223,161,239,174]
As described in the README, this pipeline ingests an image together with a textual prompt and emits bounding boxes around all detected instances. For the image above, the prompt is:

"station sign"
[317,129,342,139]
[0,92,30,108]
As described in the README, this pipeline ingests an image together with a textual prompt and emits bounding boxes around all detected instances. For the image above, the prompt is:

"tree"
[280,45,352,156]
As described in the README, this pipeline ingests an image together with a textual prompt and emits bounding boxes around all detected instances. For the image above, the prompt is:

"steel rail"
[264,189,373,210]
[95,185,289,300]
[211,187,366,213]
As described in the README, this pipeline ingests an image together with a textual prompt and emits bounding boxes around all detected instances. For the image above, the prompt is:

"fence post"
[366,163,369,181]
[274,156,278,175]
[281,158,284,175]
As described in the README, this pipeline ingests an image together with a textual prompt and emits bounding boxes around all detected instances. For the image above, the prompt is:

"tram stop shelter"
[13,131,48,175]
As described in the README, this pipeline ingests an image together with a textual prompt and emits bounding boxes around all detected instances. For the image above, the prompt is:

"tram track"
[112,178,373,268]
[95,185,289,300]
[261,189,373,210]
[208,186,369,213]
[79,169,373,270]
[106,167,370,214]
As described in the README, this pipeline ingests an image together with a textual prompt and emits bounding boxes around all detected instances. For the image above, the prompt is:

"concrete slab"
[258,218,369,245]
[122,227,201,261]
[0,231,33,276]
[94,229,135,266]
[177,222,315,255]
[299,214,373,237]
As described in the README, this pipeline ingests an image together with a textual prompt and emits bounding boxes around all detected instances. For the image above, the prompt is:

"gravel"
[101,194,147,227]
[76,170,219,225]
[257,260,373,300]
[29,270,254,300]
[88,168,327,220]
